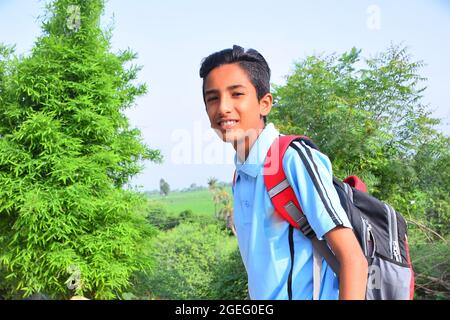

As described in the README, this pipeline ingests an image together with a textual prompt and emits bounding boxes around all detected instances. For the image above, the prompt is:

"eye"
[232,92,244,97]
[206,96,218,102]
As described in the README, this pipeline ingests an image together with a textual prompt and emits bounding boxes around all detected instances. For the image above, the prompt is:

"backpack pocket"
[366,255,412,300]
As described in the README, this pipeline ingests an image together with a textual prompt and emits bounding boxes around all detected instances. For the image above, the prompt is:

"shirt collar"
[234,123,280,178]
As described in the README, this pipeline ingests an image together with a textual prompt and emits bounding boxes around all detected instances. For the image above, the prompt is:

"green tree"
[207,177,218,191]
[213,187,236,236]
[0,0,161,299]
[207,176,219,215]
[270,45,448,232]
[159,178,170,196]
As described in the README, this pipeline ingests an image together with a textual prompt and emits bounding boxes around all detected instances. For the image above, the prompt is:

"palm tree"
[216,188,237,236]
[208,177,219,215]
[208,180,236,235]
[207,177,218,191]
[212,188,223,218]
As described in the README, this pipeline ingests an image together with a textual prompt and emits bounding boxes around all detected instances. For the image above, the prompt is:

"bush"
[410,241,450,300]
[146,202,180,230]
[136,222,247,299]
[210,246,248,300]
[179,209,194,220]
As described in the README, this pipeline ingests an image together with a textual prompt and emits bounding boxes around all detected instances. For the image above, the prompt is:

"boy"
[199,45,368,300]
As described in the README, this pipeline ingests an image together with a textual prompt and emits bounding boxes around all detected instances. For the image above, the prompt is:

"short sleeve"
[282,140,352,240]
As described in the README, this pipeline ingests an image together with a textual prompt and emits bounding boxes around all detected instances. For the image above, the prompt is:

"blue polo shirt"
[233,123,352,300]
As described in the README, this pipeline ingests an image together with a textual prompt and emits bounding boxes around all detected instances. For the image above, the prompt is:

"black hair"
[199,45,271,123]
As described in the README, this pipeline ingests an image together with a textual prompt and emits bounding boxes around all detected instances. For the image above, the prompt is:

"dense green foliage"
[270,46,449,234]
[410,242,449,299]
[137,222,247,300]
[0,0,161,299]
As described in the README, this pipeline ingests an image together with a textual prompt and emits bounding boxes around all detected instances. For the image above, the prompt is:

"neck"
[233,127,265,163]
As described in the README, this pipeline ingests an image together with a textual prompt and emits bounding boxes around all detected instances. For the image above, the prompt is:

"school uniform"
[233,123,352,300]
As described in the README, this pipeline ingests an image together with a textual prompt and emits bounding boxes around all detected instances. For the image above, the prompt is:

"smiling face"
[204,63,272,158]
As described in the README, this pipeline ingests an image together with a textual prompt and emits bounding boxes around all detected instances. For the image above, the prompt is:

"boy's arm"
[325,226,368,300]
[282,141,368,299]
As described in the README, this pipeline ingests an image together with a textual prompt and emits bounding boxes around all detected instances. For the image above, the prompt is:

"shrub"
[137,222,247,299]
[210,246,248,300]
[146,202,180,231]
[410,241,450,300]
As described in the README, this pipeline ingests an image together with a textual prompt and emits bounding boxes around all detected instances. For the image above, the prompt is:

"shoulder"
[282,139,332,174]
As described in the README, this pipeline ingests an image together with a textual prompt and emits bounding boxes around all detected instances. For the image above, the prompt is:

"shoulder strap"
[263,135,308,230]
[264,135,341,277]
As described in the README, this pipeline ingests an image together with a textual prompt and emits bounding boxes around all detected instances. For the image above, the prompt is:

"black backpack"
[261,135,415,300]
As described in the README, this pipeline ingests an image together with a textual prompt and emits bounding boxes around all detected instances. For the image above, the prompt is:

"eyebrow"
[204,84,247,96]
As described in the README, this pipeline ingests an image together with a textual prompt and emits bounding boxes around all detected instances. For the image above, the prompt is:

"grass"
[147,187,233,217]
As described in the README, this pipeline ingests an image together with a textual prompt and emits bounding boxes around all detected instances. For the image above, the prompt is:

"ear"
[259,93,273,117]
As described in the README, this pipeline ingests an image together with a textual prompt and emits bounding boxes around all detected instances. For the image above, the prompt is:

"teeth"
[221,120,237,125]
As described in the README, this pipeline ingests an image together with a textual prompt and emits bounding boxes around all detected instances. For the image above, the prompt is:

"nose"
[217,95,233,115]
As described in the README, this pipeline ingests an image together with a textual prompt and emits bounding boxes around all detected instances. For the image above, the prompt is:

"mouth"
[217,119,239,130]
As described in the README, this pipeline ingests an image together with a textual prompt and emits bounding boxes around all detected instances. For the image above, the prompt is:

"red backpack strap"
[264,135,341,276]
[263,135,313,236]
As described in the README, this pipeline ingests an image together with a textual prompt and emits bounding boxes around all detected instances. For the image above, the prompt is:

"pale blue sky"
[1,0,449,190]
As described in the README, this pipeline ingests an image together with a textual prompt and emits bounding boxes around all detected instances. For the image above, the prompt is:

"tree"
[0,0,161,299]
[207,178,236,235]
[207,177,219,215]
[214,187,236,236]
[207,177,218,191]
[189,183,197,191]
[159,178,170,196]
[270,45,448,235]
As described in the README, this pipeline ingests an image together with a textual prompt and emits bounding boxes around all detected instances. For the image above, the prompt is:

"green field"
[147,187,233,217]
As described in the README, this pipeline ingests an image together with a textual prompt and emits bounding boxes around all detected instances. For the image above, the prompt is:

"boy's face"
[204,63,272,150]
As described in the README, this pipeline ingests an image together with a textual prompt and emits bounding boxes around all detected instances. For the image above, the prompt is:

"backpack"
[235,135,415,300]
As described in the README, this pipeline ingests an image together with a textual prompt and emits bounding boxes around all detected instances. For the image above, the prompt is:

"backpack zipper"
[367,222,376,258]
[361,217,368,257]
[369,225,377,258]
[385,204,401,263]
[361,217,376,258]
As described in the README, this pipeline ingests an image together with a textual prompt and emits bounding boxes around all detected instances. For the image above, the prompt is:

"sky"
[1,0,449,191]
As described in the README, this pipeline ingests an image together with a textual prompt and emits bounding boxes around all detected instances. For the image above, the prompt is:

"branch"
[406,217,448,244]
[415,273,450,290]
